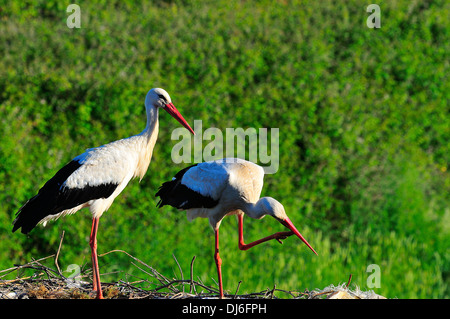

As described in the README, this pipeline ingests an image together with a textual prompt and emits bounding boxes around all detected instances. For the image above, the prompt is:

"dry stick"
[248,286,298,300]
[346,273,353,289]
[195,275,212,295]
[130,261,178,293]
[196,275,205,287]
[189,256,196,294]
[118,279,148,294]
[233,281,242,299]
[267,284,276,299]
[245,287,294,300]
[274,288,296,298]
[154,279,218,294]
[170,255,220,296]
[172,254,184,293]
[0,255,55,278]
[99,249,171,287]
[312,290,333,298]
[54,231,65,277]
[310,274,353,299]
[119,269,159,287]
[152,280,185,292]
[30,258,59,279]
[296,290,310,299]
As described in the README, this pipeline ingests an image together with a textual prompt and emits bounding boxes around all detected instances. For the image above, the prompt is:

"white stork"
[156,158,317,298]
[12,88,194,299]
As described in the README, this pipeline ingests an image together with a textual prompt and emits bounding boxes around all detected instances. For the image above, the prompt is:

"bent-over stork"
[12,88,194,299]
[156,158,317,298]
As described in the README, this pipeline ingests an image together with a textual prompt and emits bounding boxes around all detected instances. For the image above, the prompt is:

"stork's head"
[260,197,318,255]
[145,88,195,134]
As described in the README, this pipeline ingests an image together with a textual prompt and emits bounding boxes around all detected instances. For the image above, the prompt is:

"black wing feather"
[12,160,118,234]
[156,164,219,210]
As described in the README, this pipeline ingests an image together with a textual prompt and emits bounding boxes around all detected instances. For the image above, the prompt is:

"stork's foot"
[90,288,104,299]
[274,231,295,244]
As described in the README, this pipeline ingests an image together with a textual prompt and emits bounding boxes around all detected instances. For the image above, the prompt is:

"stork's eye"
[158,94,166,102]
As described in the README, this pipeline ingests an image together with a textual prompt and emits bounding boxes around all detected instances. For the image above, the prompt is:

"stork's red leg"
[214,228,224,298]
[237,214,293,251]
[89,217,103,299]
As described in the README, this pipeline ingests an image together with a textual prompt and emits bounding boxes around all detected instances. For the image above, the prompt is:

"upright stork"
[156,158,317,298]
[12,88,194,299]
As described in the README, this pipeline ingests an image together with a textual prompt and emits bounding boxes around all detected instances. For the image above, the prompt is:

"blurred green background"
[0,0,448,298]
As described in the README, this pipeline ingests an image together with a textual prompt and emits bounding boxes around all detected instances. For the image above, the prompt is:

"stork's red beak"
[280,217,318,255]
[164,103,195,135]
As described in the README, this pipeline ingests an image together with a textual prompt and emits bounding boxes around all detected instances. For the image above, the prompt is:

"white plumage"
[181,158,258,201]
[156,158,317,298]
[12,87,194,299]
[180,158,264,226]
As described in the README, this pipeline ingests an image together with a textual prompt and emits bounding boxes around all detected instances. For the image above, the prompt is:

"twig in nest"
[265,284,276,299]
[0,255,55,279]
[54,231,65,278]
[99,249,171,288]
[234,281,242,299]
[154,279,218,295]
[189,256,196,294]
[346,274,352,288]
[172,254,184,293]
[312,290,333,298]
[130,261,177,293]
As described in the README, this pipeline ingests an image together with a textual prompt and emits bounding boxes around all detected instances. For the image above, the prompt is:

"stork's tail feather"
[155,164,219,210]
[155,180,177,208]
[155,164,198,209]
[12,160,83,234]
[12,194,48,234]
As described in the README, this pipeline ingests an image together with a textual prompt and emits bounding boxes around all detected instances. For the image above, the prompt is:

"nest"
[1,232,385,299]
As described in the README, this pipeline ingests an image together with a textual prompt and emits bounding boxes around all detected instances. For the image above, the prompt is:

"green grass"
[0,0,448,298]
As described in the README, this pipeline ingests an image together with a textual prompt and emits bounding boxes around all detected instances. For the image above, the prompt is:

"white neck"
[142,105,159,137]
[133,105,159,180]
[242,199,267,220]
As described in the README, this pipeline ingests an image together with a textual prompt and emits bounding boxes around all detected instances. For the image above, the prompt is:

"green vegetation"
[0,0,448,298]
